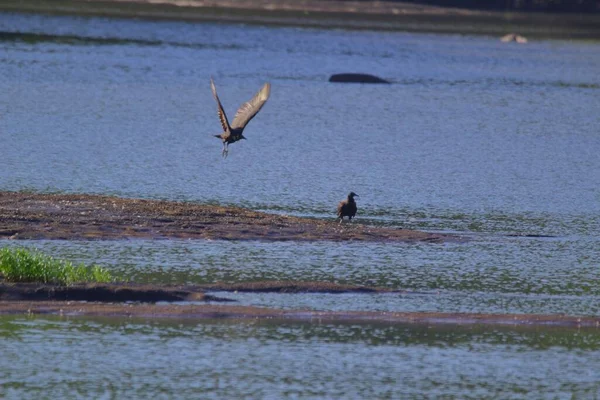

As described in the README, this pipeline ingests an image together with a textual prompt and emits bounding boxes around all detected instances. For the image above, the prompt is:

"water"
[2,317,600,399]
[5,239,600,316]
[1,11,600,398]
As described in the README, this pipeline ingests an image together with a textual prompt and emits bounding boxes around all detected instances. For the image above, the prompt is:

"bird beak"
[242,136,247,140]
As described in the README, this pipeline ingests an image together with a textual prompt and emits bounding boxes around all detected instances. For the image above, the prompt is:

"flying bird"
[210,77,271,158]
[337,192,359,223]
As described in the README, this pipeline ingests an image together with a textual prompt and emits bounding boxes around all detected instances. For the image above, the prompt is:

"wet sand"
[1,0,599,39]
[0,191,447,242]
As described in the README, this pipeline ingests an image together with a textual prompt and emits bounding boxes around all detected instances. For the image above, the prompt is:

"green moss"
[0,247,113,285]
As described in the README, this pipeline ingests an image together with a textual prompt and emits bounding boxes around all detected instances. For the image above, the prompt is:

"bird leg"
[222,143,229,158]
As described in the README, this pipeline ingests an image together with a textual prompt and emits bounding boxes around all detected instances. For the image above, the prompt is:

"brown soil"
[0,191,447,242]
[1,300,598,328]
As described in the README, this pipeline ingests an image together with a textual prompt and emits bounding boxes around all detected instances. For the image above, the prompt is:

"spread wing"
[210,78,230,133]
[231,82,271,130]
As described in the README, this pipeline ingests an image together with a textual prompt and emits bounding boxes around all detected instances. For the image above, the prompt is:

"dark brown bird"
[210,77,271,158]
[337,192,359,223]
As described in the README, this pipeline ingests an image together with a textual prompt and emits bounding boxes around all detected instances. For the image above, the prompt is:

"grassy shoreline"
[0,247,112,285]
[1,0,600,39]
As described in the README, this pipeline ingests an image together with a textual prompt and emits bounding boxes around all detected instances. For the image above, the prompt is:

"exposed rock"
[329,73,390,84]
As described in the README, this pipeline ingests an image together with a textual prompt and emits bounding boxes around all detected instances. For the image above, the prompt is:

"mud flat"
[1,0,599,39]
[0,280,395,302]
[1,299,599,328]
[0,192,447,242]
[1,280,598,328]
[0,282,227,302]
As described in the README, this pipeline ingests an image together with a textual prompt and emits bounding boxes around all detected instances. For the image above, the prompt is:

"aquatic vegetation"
[0,247,112,285]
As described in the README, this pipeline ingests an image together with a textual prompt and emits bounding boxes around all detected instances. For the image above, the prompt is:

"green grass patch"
[0,247,113,285]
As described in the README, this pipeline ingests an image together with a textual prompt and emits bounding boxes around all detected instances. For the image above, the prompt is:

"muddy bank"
[1,0,599,39]
[1,300,599,328]
[1,279,597,328]
[0,192,446,242]
[0,280,396,302]
[0,282,230,302]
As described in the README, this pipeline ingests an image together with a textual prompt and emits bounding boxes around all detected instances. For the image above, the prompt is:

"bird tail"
[214,134,222,139]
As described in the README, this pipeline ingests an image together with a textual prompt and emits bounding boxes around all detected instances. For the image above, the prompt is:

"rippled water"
[2,316,600,399]
[1,11,600,398]
[6,239,600,316]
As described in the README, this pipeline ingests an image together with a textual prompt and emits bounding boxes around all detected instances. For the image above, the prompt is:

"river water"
[1,11,600,398]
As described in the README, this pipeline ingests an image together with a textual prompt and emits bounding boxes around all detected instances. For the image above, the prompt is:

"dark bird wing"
[231,82,271,130]
[337,199,357,218]
[337,200,346,217]
[211,78,230,133]
[348,202,357,217]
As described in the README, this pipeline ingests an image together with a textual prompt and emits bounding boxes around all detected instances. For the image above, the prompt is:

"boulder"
[329,73,390,84]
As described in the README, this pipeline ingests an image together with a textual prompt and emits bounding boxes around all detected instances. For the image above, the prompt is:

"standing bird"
[337,192,359,223]
[210,77,271,158]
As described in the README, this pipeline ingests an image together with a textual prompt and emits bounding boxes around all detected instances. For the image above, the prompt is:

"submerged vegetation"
[0,247,113,285]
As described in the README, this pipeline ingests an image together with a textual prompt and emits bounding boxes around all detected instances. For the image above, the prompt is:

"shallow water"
[1,11,600,398]
[6,239,600,316]
[2,316,600,399]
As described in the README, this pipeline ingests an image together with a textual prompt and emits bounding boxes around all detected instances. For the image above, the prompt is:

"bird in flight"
[337,192,359,223]
[210,77,271,158]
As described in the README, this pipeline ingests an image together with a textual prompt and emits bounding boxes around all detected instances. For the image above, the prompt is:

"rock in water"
[329,73,390,84]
